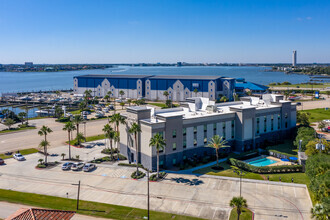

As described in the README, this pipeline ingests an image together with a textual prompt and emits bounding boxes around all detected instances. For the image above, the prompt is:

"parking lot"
[0,144,313,220]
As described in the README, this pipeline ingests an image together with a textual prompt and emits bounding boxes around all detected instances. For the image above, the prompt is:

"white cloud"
[306,16,312,20]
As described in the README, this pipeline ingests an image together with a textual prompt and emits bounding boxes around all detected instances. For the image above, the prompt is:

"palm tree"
[208,135,228,168]
[63,121,76,159]
[72,115,83,145]
[38,125,53,163]
[109,113,126,152]
[129,122,142,173]
[18,112,27,125]
[84,89,92,102]
[103,124,115,160]
[163,91,169,100]
[114,131,120,160]
[229,196,248,220]
[75,132,85,147]
[119,90,125,99]
[3,118,15,130]
[193,88,198,97]
[127,99,132,106]
[120,102,125,109]
[104,95,110,103]
[149,133,166,178]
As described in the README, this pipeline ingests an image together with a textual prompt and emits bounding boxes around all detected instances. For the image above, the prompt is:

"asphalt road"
[0,118,109,154]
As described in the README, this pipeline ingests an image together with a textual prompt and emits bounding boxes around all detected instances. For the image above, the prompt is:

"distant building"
[292,50,297,67]
[25,62,33,67]
[119,95,297,170]
[74,74,236,101]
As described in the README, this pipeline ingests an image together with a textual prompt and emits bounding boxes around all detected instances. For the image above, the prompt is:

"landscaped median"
[229,208,253,220]
[0,189,202,220]
[0,148,38,160]
[66,134,105,146]
[0,125,36,134]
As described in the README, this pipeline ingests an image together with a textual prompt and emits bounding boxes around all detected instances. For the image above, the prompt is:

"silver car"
[62,162,74,170]
[13,153,25,161]
[83,163,96,172]
[71,162,84,171]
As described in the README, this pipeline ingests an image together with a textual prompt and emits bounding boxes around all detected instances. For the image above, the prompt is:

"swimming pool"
[247,158,278,167]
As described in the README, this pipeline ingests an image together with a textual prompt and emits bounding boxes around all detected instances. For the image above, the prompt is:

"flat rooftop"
[75,74,234,80]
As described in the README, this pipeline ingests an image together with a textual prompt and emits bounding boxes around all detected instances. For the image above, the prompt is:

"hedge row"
[229,158,303,174]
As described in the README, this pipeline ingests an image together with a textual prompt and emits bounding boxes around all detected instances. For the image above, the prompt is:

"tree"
[39,140,50,164]
[165,99,172,108]
[104,95,110,103]
[54,106,63,119]
[63,121,76,159]
[297,111,310,127]
[84,89,92,102]
[72,115,83,145]
[220,96,228,102]
[129,122,142,174]
[229,196,248,220]
[3,118,15,130]
[149,133,166,178]
[284,91,290,100]
[311,203,328,220]
[18,112,27,125]
[61,153,66,160]
[79,101,87,112]
[120,102,125,109]
[119,90,125,99]
[193,88,198,97]
[75,132,85,146]
[318,121,327,131]
[21,106,29,124]
[305,139,330,156]
[114,131,120,159]
[208,135,228,168]
[163,91,169,100]
[127,99,132,106]
[103,124,115,160]
[38,125,53,163]
[293,126,316,151]
[56,90,61,97]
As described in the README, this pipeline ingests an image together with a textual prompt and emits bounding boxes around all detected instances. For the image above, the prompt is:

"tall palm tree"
[84,89,92,102]
[63,121,76,159]
[18,112,27,125]
[208,135,228,168]
[114,131,120,160]
[149,133,166,178]
[119,90,125,99]
[109,113,126,152]
[39,140,50,164]
[129,122,142,173]
[38,125,53,163]
[163,91,169,100]
[229,196,248,220]
[72,115,83,145]
[75,132,85,147]
[103,124,115,160]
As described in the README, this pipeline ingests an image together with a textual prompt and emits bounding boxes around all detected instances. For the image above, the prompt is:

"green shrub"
[101,148,119,154]
[55,117,70,122]
[131,171,146,179]
[229,158,303,174]
[149,172,166,181]
[36,164,46,168]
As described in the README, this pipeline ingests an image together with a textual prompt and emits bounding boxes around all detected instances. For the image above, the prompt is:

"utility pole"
[147,169,150,219]
[72,181,81,210]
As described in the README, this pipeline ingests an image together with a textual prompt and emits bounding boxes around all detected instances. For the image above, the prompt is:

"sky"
[0,0,329,64]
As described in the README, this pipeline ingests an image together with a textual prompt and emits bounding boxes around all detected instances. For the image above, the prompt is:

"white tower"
[292,50,297,67]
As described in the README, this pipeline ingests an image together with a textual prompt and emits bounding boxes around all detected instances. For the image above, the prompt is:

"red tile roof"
[6,208,75,220]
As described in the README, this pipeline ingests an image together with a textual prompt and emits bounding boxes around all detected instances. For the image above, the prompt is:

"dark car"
[0,158,4,165]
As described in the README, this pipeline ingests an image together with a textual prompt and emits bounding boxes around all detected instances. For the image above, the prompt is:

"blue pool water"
[247,158,278,167]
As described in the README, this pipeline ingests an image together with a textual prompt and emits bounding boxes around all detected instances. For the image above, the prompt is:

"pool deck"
[244,156,292,166]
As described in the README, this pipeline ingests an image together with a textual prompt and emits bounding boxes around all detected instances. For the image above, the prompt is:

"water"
[0,106,39,118]
[247,157,278,167]
[0,66,314,94]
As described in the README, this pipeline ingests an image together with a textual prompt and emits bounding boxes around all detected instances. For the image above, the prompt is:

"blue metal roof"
[235,82,269,91]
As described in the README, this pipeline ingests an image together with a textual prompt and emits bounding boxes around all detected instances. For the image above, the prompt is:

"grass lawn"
[67,134,106,145]
[69,110,81,115]
[268,83,330,89]
[147,102,179,108]
[266,140,298,157]
[0,148,38,159]
[300,108,330,122]
[229,208,253,220]
[0,126,36,134]
[0,189,202,220]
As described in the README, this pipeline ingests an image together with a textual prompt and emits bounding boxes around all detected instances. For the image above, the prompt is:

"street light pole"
[147,169,150,219]
[72,181,81,210]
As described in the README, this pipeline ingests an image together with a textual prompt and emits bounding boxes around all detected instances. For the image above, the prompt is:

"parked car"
[83,163,96,172]
[108,105,114,110]
[62,162,74,170]
[13,153,25,161]
[296,102,302,106]
[71,162,84,171]
[0,158,4,165]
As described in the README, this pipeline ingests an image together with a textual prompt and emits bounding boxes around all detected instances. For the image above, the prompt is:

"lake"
[0,66,314,94]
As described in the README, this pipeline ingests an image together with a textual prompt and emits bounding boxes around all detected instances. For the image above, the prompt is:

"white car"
[13,153,25,161]
[83,163,96,172]
[71,162,84,171]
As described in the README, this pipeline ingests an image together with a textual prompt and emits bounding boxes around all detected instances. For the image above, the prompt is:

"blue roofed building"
[235,80,269,94]
[74,74,236,101]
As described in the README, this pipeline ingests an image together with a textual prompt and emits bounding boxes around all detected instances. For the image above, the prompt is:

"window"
[147,92,149,95]
[194,126,197,134]
[177,85,179,88]
[172,130,177,138]
[183,140,186,148]
[285,122,288,128]
[213,123,217,130]
[173,158,177,165]
[231,120,235,138]
[223,122,226,139]
[172,143,177,151]
[256,117,260,134]
[211,95,212,98]
[194,139,197,146]
[271,115,274,131]
[210,89,212,92]
[147,87,149,90]
[159,160,164,166]
[210,83,213,86]
[138,86,140,89]
[278,114,281,129]
[204,125,207,132]
[183,155,186,160]
[183,128,186,136]
[264,116,267,132]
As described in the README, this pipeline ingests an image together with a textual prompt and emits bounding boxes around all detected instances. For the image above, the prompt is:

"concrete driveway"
[0,151,313,220]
